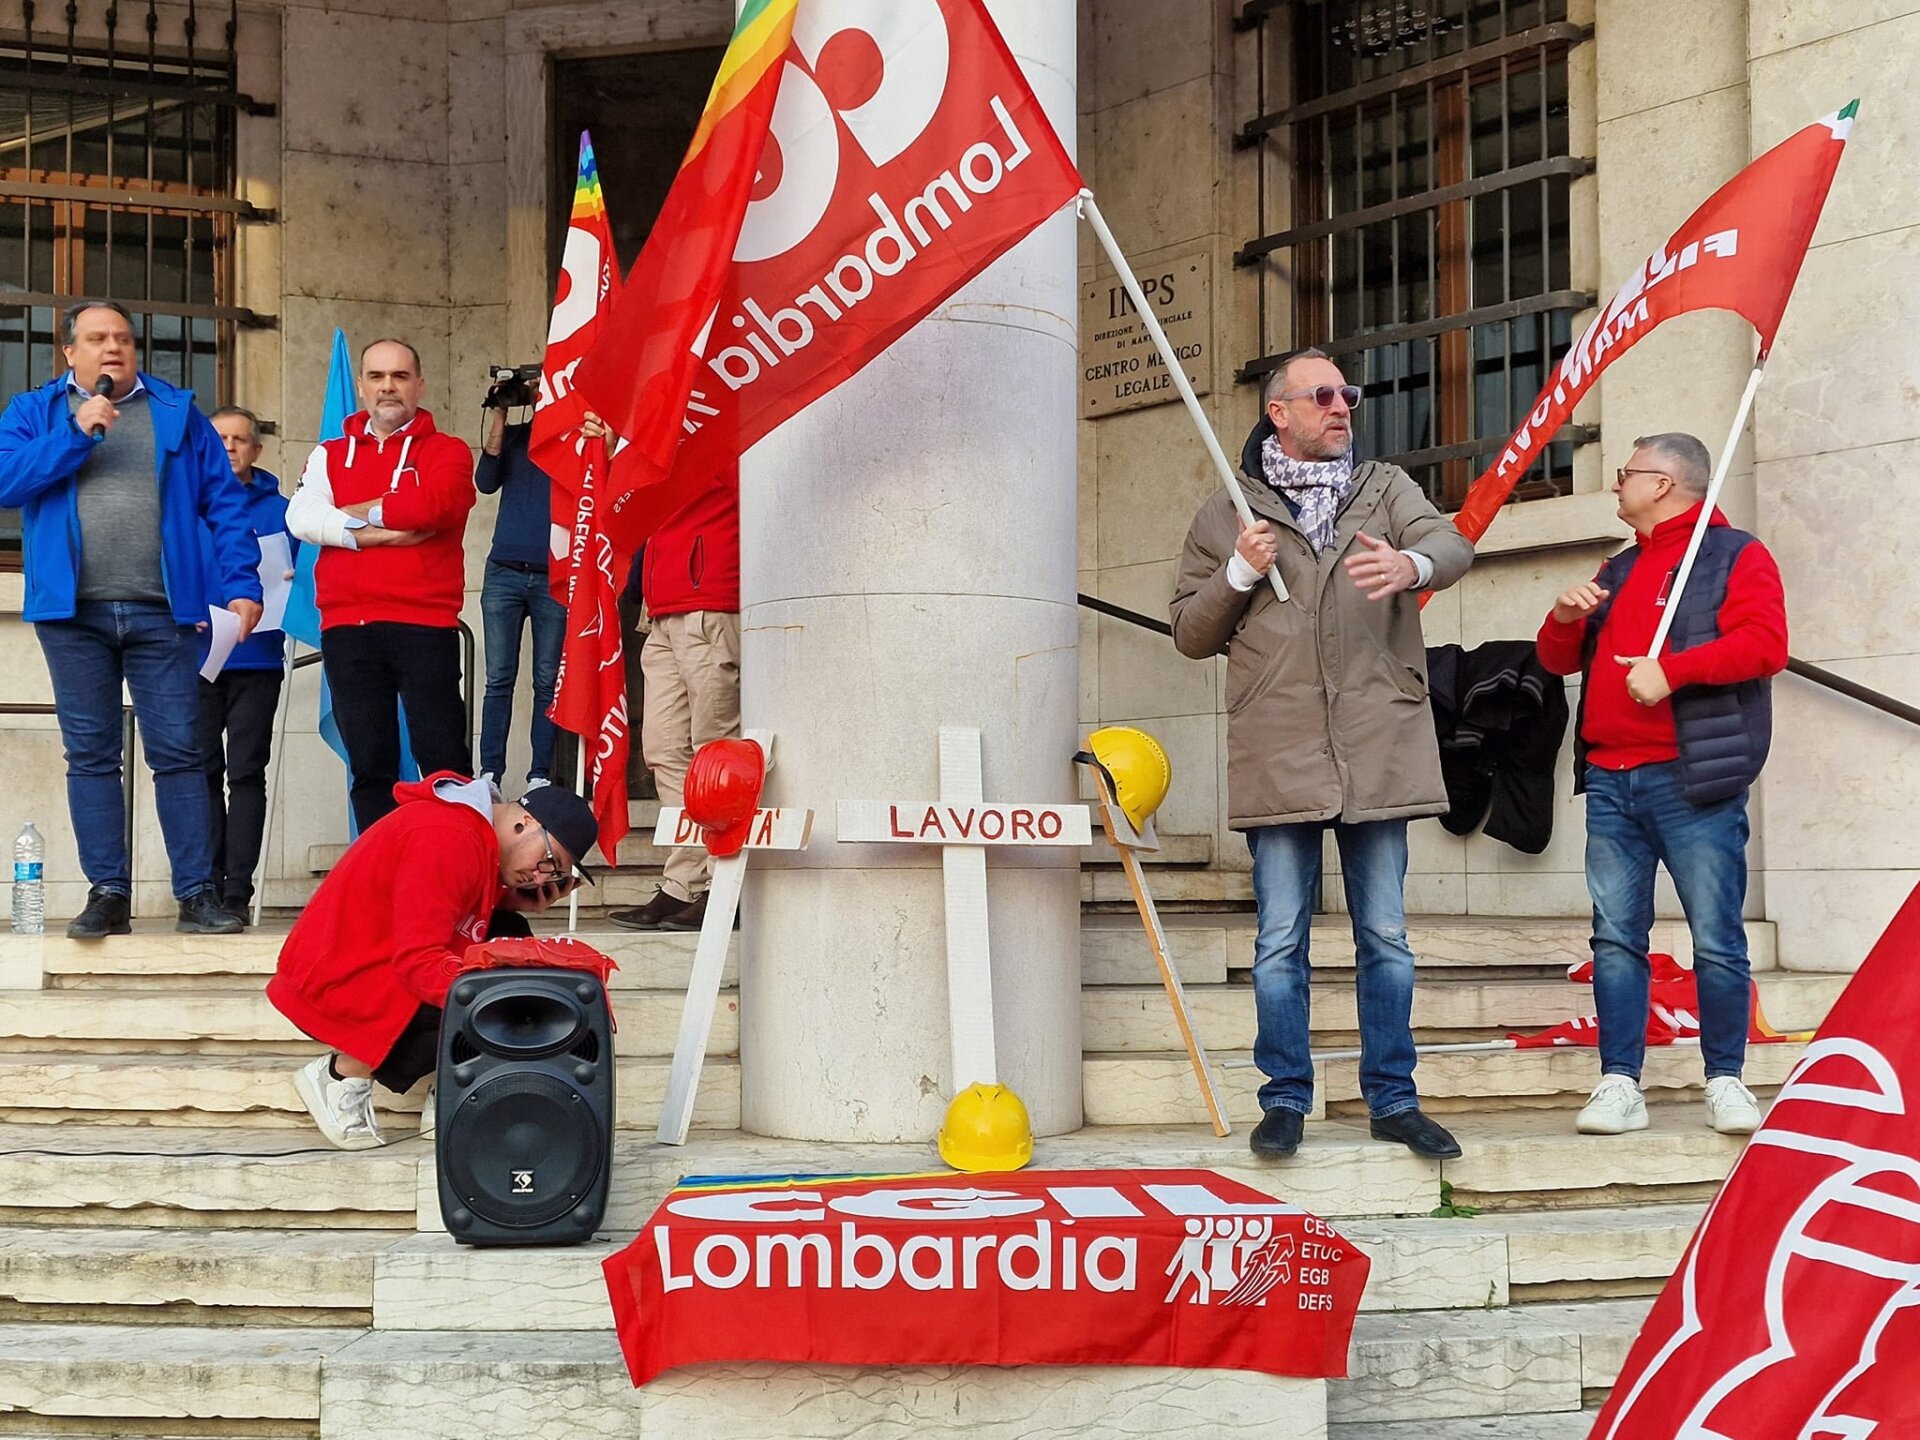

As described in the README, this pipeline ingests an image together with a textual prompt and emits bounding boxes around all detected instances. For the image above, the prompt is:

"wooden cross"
[838,725,1092,1093]
[651,734,813,1147]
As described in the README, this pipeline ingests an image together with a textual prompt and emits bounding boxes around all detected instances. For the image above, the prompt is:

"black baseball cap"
[519,785,600,883]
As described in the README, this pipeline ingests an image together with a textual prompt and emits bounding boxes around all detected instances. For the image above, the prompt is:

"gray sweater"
[66,386,165,604]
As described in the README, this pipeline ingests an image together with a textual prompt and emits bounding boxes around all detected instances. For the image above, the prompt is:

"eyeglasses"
[1275,384,1362,410]
[532,825,568,879]
[1615,467,1673,485]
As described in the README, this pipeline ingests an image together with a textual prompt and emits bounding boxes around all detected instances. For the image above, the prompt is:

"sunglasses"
[1275,384,1362,410]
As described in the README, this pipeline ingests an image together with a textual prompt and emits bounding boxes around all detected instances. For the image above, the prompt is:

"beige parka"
[1170,434,1474,830]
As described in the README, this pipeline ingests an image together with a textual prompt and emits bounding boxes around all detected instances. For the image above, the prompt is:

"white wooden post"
[838,726,1092,1095]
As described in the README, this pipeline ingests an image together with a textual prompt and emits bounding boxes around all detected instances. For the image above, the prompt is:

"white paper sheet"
[256,534,292,633]
[199,605,243,681]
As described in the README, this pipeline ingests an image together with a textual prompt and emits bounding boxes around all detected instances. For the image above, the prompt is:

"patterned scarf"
[1260,435,1354,555]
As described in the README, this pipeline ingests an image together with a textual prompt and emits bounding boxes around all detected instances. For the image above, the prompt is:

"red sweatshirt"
[642,465,739,617]
[1536,503,1788,773]
[268,773,503,1066]
[305,409,475,629]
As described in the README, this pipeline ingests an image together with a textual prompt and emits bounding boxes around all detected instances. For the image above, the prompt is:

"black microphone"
[88,372,114,440]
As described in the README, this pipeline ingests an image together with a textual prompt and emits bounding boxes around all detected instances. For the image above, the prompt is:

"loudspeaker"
[435,967,615,1246]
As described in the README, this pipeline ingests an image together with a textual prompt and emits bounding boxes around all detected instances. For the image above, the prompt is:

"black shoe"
[660,890,710,932]
[607,888,694,931]
[65,887,131,940]
[177,888,244,935]
[1370,1108,1462,1159]
[1249,1107,1304,1159]
[220,895,252,930]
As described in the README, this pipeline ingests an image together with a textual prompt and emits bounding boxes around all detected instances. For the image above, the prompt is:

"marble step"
[0,1051,741,1130]
[1441,1102,1751,1206]
[1330,1410,1602,1438]
[0,1226,407,1314]
[0,986,739,1059]
[1083,914,1780,982]
[1084,1040,1806,1126]
[16,925,740,992]
[1338,1297,1648,1423]
[1082,972,1842,1051]
[0,1323,363,1423]
[0,1123,423,1228]
[317,1328,1328,1439]
[1489,1202,1701,1293]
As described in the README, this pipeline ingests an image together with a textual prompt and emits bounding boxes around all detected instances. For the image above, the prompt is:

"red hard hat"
[683,738,766,857]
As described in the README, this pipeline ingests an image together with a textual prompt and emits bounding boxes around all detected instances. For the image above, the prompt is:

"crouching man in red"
[268,775,599,1149]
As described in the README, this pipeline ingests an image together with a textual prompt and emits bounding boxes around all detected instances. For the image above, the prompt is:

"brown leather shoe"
[659,890,709,931]
[607,888,694,931]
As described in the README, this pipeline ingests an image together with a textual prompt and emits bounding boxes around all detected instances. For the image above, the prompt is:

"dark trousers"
[322,623,471,834]
[370,906,534,1094]
[195,668,283,905]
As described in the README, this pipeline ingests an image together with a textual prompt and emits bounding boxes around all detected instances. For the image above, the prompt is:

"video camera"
[484,363,543,410]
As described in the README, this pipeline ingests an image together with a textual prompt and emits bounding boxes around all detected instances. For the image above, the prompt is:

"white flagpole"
[568,739,586,934]
[1078,190,1288,603]
[1647,360,1767,658]
[252,637,299,928]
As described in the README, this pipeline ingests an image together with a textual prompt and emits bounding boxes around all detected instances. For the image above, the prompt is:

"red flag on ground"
[530,131,626,602]
[550,434,630,865]
[1509,954,1811,1049]
[1588,885,1920,1439]
[572,0,1083,553]
[1452,101,1856,547]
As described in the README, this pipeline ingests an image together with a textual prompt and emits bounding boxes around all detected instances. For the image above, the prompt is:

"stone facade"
[0,0,1912,970]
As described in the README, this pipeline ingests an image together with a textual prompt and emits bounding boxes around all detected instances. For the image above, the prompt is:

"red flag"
[572,0,1083,554]
[1587,885,1920,1439]
[530,130,625,601]
[1453,101,1856,547]
[551,435,630,865]
[1508,955,1810,1049]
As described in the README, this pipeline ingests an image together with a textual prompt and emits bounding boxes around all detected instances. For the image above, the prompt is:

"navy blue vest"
[1575,525,1772,805]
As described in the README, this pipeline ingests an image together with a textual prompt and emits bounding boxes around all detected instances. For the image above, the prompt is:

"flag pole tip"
[1839,98,1860,118]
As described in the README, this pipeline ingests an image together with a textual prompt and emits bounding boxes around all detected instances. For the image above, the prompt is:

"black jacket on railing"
[1426,640,1569,855]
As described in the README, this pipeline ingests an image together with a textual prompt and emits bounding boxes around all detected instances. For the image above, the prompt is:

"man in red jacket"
[269,774,597,1149]
[577,407,740,934]
[1536,432,1788,1140]
[287,339,477,832]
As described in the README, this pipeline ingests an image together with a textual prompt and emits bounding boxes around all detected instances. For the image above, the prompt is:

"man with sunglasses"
[266,773,599,1149]
[1171,347,1474,1163]
[1536,432,1787,1140]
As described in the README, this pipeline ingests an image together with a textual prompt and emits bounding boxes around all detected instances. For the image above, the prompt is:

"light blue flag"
[292,327,420,838]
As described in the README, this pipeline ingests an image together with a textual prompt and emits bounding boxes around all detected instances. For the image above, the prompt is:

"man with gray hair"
[1536,432,1788,1138]
[1171,347,1474,1163]
[0,301,264,937]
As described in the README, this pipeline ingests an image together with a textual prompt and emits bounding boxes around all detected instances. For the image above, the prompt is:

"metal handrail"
[289,617,480,755]
[1076,595,1920,732]
[0,701,136,868]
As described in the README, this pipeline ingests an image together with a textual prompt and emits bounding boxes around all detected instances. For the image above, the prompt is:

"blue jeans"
[35,600,214,899]
[1246,819,1419,1119]
[479,561,565,782]
[1585,761,1751,1082]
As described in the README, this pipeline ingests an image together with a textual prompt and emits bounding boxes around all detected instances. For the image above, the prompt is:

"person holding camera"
[474,365,564,793]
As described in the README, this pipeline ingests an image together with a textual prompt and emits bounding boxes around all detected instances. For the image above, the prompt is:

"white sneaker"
[292,1054,385,1150]
[1705,1076,1763,1135]
[523,776,551,792]
[1576,1075,1649,1135]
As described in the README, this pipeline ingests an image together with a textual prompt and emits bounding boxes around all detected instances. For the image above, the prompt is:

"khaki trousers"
[641,610,741,900]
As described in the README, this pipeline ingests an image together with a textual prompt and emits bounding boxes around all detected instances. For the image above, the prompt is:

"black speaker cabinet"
[436,968,615,1246]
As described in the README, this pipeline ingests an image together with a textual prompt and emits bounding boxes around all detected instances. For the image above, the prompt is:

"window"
[1237,0,1593,507]
[0,0,269,548]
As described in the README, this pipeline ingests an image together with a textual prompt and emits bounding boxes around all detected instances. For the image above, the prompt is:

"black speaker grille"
[441,1071,605,1228]
[569,1029,600,1064]
[448,1031,479,1065]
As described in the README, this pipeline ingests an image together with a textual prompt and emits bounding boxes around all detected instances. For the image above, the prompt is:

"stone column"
[737,0,1082,1142]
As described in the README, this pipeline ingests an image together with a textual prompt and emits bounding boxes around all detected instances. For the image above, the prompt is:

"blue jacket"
[0,372,264,625]
[198,467,294,673]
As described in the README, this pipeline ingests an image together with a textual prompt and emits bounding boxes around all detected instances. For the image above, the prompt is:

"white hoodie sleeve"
[286,443,362,550]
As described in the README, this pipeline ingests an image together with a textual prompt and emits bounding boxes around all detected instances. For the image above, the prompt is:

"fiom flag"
[550,433,630,865]
[1509,953,1811,1050]
[530,130,625,603]
[572,0,1083,553]
[1589,883,1920,1439]
[1454,101,1857,547]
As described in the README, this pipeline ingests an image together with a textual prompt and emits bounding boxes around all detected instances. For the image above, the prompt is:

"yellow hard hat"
[1085,726,1171,834]
[937,1082,1034,1173]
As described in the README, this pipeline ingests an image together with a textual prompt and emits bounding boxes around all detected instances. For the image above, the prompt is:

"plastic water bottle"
[11,822,44,936]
